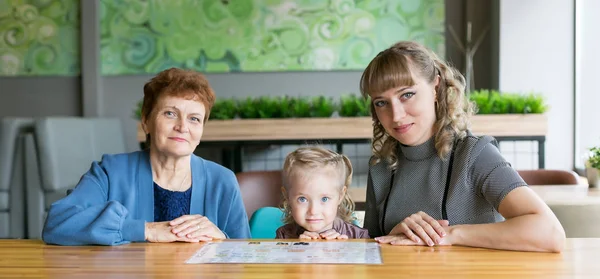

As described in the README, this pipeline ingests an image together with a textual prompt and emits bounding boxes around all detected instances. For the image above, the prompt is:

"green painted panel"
[0,0,80,76]
[100,0,444,74]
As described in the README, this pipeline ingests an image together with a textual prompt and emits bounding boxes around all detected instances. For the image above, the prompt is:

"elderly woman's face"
[370,70,439,146]
[144,95,206,157]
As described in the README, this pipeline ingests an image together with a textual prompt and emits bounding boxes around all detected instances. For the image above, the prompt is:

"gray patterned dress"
[363,132,527,237]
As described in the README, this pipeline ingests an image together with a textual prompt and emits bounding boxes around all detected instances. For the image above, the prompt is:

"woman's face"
[370,70,439,146]
[143,94,206,157]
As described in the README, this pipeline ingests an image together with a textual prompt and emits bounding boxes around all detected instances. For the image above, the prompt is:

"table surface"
[348,184,600,206]
[1,239,599,278]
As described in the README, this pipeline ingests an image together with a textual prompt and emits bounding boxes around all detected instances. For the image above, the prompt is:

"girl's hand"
[387,211,449,246]
[170,215,226,242]
[319,229,348,240]
[299,231,321,239]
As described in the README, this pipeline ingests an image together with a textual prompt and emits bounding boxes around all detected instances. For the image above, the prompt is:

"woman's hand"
[375,233,452,246]
[382,211,449,246]
[145,222,194,243]
[170,215,226,242]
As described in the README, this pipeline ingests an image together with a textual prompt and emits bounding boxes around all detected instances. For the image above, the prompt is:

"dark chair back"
[517,169,580,185]
[236,170,283,220]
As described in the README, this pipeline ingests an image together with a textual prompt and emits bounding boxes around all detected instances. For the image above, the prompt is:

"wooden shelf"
[137,114,547,142]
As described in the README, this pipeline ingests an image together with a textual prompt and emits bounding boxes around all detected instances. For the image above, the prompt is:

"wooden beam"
[137,114,547,143]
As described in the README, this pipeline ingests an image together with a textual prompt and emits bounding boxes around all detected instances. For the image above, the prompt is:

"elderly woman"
[43,68,250,245]
[361,41,565,252]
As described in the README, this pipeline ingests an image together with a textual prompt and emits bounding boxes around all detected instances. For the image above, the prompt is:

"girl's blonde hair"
[359,41,474,169]
[281,146,355,225]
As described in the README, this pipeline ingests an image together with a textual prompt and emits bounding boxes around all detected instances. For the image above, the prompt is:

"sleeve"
[471,142,528,210]
[275,226,285,239]
[42,160,146,246]
[363,170,383,237]
[217,172,251,239]
[360,229,371,239]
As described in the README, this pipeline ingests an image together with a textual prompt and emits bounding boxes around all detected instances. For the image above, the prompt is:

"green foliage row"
[469,89,547,114]
[133,90,549,120]
[133,95,371,120]
[214,95,372,120]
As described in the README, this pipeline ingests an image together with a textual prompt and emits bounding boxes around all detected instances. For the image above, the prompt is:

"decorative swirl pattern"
[0,0,79,76]
[100,0,444,74]
[121,28,158,69]
[0,0,444,76]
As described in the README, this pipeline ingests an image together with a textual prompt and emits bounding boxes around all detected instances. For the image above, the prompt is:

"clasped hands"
[145,215,225,243]
[299,229,348,240]
[375,211,452,246]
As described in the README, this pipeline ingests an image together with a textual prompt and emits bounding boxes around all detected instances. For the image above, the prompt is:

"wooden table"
[348,185,600,210]
[1,239,599,278]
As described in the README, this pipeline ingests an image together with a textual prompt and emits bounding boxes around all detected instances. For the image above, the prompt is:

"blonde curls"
[280,146,356,225]
[360,41,473,169]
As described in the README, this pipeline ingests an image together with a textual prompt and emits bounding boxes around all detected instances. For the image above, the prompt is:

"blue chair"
[249,207,284,239]
[248,207,363,239]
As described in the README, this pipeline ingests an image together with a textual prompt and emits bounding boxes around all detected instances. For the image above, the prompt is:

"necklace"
[176,171,189,191]
[166,171,189,192]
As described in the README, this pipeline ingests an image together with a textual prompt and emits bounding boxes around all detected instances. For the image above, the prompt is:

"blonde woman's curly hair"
[281,146,355,225]
[359,41,474,169]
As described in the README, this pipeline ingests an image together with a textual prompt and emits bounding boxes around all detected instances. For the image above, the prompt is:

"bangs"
[360,51,415,97]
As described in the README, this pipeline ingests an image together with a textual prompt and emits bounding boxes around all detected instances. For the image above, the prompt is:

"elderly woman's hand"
[378,211,449,246]
[170,215,226,241]
[145,221,197,243]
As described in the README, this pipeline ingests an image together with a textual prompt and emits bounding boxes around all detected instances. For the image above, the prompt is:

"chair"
[549,204,600,237]
[248,207,284,238]
[517,170,580,185]
[235,170,283,220]
[25,117,126,238]
[0,118,34,238]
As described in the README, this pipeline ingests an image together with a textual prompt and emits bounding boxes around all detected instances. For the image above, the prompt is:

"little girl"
[275,146,369,239]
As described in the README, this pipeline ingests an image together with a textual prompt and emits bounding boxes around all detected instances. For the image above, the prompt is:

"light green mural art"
[0,0,80,76]
[101,0,444,74]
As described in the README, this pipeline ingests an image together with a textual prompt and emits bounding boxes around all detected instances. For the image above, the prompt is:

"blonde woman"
[276,147,369,239]
[361,41,565,252]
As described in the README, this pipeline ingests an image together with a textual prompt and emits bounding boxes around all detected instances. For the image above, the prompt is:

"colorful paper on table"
[185,241,382,264]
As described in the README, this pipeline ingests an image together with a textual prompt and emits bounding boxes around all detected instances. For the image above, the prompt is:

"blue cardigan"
[42,151,251,246]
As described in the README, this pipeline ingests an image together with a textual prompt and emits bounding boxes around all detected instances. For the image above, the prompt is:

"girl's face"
[370,70,439,146]
[287,167,346,233]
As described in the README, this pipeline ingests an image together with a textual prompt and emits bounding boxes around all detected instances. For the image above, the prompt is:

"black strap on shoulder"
[441,141,457,220]
[380,172,395,234]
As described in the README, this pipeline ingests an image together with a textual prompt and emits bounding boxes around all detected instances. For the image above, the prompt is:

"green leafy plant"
[238,96,285,119]
[339,94,370,117]
[210,99,238,120]
[469,89,547,114]
[133,100,143,120]
[310,96,337,118]
[588,146,600,170]
[280,96,312,118]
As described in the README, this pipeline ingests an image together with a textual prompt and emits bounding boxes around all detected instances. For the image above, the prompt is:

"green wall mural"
[0,0,80,76]
[101,0,444,74]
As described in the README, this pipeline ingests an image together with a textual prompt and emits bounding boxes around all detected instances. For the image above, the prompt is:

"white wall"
[500,0,574,170]
[576,0,600,168]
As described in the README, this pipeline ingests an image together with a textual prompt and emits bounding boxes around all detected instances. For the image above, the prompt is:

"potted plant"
[585,146,600,187]
[468,90,548,137]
